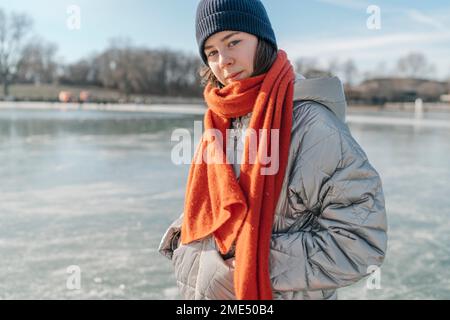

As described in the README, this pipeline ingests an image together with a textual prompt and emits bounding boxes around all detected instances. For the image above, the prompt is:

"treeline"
[0,8,203,98]
[67,43,202,97]
[14,39,204,97]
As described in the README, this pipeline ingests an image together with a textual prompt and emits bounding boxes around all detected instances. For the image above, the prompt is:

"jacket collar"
[293,73,347,123]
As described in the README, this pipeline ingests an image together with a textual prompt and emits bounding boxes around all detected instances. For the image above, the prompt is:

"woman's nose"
[219,53,234,69]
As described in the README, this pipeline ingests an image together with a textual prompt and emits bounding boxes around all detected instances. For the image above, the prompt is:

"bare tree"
[342,59,358,86]
[294,57,332,78]
[294,57,318,75]
[447,70,450,94]
[16,38,58,84]
[396,52,435,79]
[95,38,146,96]
[327,58,341,77]
[94,39,202,97]
[163,49,202,96]
[59,54,100,86]
[372,61,388,78]
[0,9,33,96]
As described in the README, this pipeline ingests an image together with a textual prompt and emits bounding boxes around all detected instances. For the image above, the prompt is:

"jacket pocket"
[158,213,184,260]
[171,240,202,297]
[202,244,236,300]
[170,229,181,251]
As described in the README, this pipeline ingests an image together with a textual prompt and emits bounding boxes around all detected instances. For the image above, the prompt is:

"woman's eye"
[229,40,240,47]
[206,41,240,58]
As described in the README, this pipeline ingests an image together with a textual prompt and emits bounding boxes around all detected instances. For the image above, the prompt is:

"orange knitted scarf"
[180,50,295,300]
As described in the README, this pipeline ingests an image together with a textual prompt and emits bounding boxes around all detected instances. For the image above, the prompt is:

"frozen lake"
[0,108,449,299]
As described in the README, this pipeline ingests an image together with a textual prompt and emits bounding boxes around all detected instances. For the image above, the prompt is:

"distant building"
[346,78,449,105]
[441,94,450,102]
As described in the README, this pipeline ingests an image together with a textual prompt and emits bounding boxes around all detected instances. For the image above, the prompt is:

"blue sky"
[2,0,450,80]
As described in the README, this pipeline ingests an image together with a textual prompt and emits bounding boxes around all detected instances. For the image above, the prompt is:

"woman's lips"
[226,71,243,80]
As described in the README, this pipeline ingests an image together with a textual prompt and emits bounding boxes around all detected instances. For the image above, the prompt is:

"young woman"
[159,0,387,300]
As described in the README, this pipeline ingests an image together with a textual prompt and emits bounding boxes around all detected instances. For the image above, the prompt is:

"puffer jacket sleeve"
[158,212,183,260]
[270,102,388,292]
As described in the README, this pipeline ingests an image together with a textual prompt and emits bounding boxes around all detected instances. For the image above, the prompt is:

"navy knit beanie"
[196,0,278,65]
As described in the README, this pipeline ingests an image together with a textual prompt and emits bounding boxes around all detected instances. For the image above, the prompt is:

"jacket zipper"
[234,134,238,167]
[234,117,240,177]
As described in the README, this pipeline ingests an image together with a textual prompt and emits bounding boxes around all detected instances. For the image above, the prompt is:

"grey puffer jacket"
[158,74,388,300]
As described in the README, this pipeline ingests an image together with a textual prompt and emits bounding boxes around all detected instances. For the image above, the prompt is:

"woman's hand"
[224,257,235,268]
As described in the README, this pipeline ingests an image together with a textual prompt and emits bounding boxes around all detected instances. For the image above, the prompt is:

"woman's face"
[204,30,258,86]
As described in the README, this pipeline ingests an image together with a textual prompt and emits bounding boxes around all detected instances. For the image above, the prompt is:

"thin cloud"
[282,32,450,56]
[316,0,449,31]
[281,31,450,79]
[407,9,447,30]
[314,0,369,10]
